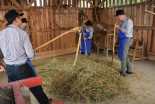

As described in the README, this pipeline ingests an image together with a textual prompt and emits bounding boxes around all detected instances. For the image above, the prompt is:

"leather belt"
[127,37,133,39]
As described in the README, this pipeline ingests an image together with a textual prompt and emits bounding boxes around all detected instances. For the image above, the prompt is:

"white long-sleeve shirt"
[120,17,133,38]
[0,24,35,65]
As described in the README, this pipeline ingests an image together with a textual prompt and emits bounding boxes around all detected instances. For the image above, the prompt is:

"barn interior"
[0,0,155,104]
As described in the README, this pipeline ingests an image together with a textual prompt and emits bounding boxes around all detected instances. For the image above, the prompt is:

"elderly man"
[0,9,51,104]
[115,10,133,77]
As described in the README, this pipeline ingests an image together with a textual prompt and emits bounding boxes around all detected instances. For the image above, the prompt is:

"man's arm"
[120,19,133,37]
[23,33,36,60]
[88,28,93,39]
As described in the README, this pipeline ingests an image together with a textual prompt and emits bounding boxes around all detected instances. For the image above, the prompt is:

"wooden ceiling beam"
[9,0,21,8]
[86,0,95,8]
[25,0,36,8]
[98,0,106,8]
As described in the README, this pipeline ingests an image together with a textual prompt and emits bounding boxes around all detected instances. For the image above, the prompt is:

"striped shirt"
[0,24,35,65]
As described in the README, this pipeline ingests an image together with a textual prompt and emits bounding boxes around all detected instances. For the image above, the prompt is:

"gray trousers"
[121,38,133,74]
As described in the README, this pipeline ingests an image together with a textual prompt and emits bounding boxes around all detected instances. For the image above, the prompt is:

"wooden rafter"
[86,0,95,8]
[9,0,21,8]
[1,0,4,7]
[98,0,106,8]
[25,0,36,8]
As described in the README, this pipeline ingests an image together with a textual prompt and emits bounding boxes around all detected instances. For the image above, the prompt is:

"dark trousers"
[121,38,133,74]
[6,63,48,104]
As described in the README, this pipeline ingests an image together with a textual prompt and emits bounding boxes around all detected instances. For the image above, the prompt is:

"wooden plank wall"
[29,8,79,53]
[99,1,155,55]
[0,7,94,54]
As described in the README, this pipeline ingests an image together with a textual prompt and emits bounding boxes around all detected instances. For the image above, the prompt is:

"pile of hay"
[36,54,128,103]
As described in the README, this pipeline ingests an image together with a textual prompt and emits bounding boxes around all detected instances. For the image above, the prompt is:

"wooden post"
[121,0,123,5]
[83,0,85,8]
[113,0,115,7]
[125,0,127,5]
[1,0,4,7]
[40,0,42,7]
[98,0,106,8]
[109,0,111,7]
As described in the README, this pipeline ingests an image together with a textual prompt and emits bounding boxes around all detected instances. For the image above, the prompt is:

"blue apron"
[80,30,92,54]
[118,30,127,61]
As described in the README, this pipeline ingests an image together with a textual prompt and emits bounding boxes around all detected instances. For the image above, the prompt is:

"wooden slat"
[64,0,67,5]
[109,0,111,7]
[34,48,77,60]
[121,0,123,5]
[87,0,95,8]
[50,0,52,6]
[25,0,36,8]
[9,0,21,8]
[98,0,106,8]
[68,0,71,7]
[125,0,127,5]
[117,0,119,6]
[113,0,115,7]
[83,0,85,8]
[44,0,47,7]
[1,0,4,7]
[40,0,42,7]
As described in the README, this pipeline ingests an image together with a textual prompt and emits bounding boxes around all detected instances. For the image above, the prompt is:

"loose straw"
[34,26,81,51]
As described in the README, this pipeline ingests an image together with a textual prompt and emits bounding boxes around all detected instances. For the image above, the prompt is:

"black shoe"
[126,71,133,74]
[120,72,126,77]
[81,52,85,54]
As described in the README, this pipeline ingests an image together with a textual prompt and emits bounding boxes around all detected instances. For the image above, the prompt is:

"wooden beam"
[49,0,52,7]
[86,0,95,8]
[40,0,42,7]
[98,0,106,8]
[109,0,111,7]
[113,0,115,7]
[25,0,36,8]
[1,0,4,7]
[34,48,77,60]
[9,0,21,8]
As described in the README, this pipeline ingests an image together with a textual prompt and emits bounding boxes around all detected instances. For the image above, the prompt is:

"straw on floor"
[36,54,128,103]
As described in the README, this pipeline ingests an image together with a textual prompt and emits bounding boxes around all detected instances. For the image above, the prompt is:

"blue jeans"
[6,63,48,104]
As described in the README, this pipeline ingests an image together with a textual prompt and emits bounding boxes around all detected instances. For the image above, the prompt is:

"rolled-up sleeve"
[88,28,93,39]
[23,33,35,59]
[121,19,133,37]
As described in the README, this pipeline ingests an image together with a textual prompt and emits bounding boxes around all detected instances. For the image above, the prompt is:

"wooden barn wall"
[0,8,93,58]
[98,3,155,54]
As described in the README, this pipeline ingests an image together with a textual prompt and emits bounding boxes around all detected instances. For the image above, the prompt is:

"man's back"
[0,24,35,65]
